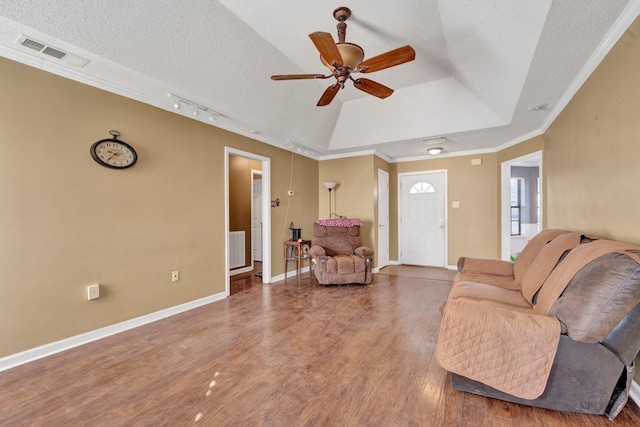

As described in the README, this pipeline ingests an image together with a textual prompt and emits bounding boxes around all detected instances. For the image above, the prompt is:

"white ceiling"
[0,1,637,160]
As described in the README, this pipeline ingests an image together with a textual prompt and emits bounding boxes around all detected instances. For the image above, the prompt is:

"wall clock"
[90,130,137,169]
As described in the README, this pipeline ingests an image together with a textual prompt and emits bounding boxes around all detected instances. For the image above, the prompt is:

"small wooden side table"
[284,240,311,279]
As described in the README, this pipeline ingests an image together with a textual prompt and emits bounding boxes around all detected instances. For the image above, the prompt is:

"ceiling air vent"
[16,35,90,68]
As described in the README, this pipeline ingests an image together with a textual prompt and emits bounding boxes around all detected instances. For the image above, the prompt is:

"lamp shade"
[324,181,337,190]
[427,147,443,155]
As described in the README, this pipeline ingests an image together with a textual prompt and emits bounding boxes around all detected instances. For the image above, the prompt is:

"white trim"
[446,264,458,271]
[392,146,498,163]
[225,147,272,298]
[377,168,390,270]
[0,292,226,372]
[390,260,400,265]
[500,151,542,261]
[229,266,253,276]
[630,380,640,407]
[319,149,377,161]
[250,169,263,266]
[271,266,310,283]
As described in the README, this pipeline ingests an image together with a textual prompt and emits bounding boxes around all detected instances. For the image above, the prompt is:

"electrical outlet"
[287,190,294,196]
[87,284,100,300]
[172,271,180,282]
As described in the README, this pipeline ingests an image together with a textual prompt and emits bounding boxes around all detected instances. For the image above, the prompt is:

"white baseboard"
[390,260,400,265]
[229,266,253,276]
[446,264,458,270]
[271,266,310,283]
[630,380,640,407]
[0,291,227,372]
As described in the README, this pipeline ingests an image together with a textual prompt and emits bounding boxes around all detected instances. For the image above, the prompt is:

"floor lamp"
[324,181,336,218]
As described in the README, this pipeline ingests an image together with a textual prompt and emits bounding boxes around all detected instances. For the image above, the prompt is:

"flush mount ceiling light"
[427,147,443,155]
[167,93,222,121]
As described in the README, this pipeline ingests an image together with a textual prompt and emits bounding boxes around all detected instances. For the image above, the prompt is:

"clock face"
[90,139,137,169]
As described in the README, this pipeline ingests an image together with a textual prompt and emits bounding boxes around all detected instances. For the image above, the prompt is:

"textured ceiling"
[0,1,636,160]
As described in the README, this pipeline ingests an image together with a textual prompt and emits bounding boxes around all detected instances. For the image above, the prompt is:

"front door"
[400,171,446,267]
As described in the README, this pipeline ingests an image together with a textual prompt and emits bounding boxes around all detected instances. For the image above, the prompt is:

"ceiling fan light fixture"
[320,43,364,70]
[427,147,443,155]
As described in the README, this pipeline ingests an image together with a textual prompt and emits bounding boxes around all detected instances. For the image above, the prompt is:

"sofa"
[437,229,640,419]
[309,219,374,285]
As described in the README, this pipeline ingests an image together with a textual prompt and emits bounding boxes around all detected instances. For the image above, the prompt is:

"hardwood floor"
[1,270,640,426]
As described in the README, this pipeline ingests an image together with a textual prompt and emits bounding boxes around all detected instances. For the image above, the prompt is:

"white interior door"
[252,175,262,262]
[400,172,446,267]
[377,169,390,269]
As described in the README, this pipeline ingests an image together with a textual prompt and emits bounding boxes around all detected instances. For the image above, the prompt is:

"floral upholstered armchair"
[309,219,374,285]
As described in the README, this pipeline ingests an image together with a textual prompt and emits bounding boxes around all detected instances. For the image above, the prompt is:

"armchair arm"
[309,245,326,258]
[355,246,374,258]
[457,256,514,276]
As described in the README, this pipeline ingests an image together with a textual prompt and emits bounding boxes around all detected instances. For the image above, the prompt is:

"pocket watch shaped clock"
[90,130,137,169]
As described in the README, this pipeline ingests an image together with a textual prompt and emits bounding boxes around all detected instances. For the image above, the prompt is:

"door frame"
[397,169,448,267]
[251,170,262,264]
[500,151,542,261]
[225,147,271,296]
[376,169,390,271]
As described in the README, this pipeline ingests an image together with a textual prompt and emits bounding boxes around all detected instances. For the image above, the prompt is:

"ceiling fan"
[271,7,416,107]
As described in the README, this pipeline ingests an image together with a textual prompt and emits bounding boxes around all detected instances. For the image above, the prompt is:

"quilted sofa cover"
[437,231,640,419]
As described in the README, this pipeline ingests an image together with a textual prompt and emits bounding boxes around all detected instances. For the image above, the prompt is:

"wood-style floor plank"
[1,269,640,426]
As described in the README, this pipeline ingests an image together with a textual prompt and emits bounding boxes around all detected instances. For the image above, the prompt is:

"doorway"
[399,170,447,267]
[251,171,262,264]
[500,151,542,261]
[377,169,390,270]
[225,147,271,296]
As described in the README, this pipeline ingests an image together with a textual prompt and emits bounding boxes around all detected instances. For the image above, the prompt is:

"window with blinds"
[510,177,524,236]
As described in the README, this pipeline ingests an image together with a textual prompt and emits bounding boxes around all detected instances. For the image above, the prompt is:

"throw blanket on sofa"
[437,298,560,400]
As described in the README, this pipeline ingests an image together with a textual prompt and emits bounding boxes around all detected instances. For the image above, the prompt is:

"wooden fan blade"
[317,84,340,107]
[271,74,326,80]
[309,32,343,66]
[353,78,394,99]
[358,45,416,73]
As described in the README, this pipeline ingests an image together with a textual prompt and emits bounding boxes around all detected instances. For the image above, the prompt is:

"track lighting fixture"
[286,140,309,155]
[167,93,221,122]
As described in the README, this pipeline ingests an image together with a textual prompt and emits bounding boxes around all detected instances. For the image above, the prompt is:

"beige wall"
[0,57,318,357]
[390,153,499,264]
[544,17,640,245]
[318,155,375,251]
